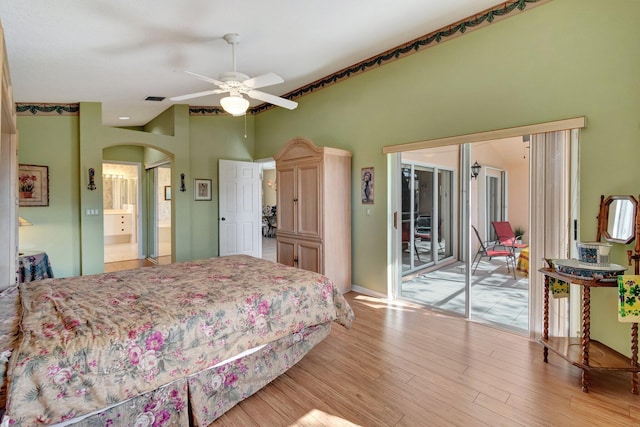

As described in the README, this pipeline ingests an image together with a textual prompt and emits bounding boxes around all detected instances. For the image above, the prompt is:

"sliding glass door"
[396,139,531,327]
[400,163,454,274]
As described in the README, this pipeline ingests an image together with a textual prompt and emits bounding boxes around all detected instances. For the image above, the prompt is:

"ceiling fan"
[170,33,298,115]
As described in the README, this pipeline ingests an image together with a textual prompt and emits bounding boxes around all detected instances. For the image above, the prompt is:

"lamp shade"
[220,95,249,116]
[18,216,32,226]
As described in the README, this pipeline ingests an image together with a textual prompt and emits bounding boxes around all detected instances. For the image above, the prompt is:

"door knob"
[221,217,226,221]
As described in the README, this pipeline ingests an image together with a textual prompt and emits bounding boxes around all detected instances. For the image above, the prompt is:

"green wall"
[78,102,194,274]
[17,116,80,278]
[188,115,255,259]
[254,0,640,356]
[18,104,254,276]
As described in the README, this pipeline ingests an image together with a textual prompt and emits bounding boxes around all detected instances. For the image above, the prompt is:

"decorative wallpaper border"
[16,103,79,116]
[189,106,225,116]
[248,0,547,114]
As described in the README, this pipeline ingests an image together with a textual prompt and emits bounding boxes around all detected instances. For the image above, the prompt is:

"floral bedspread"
[3,255,354,426]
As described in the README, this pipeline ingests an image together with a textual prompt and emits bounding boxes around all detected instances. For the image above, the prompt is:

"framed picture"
[164,186,171,201]
[19,164,49,207]
[361,167,374,204]
[194,179,212,201]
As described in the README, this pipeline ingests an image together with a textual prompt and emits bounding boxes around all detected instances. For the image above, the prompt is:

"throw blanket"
[3,255,354,426]
[618,275,640,322]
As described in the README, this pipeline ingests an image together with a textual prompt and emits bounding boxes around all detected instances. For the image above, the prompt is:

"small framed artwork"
[19,164,49,207]
[361,167,374,204]
[194,179,212,201]
[164,186,171,201]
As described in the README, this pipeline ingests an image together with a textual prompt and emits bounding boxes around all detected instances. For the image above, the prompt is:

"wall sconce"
[87,168,97,190]
[180,173,186,192]
[266,179,277,191]
[471,161,481,180]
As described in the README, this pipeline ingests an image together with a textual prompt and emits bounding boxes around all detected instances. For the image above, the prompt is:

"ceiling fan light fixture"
[220,95,249,116]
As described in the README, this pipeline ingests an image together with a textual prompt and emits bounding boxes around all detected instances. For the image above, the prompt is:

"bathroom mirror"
[599,195,637,244]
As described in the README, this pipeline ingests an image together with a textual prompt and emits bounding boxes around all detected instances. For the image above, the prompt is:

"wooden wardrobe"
[274,137,352,294]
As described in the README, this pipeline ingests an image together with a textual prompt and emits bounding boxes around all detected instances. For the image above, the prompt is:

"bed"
[0,255,354,426]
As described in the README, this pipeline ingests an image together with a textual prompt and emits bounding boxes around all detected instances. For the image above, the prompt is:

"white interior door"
[219,159,262,258]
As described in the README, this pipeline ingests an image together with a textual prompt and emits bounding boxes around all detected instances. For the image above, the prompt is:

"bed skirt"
[35,323,330,426]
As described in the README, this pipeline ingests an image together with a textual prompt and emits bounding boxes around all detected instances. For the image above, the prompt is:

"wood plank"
[210,292,640,426]
[212,405,259,427]
[233,392,294,426]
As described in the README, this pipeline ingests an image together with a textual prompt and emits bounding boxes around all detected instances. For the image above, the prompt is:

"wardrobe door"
[297,239,322,274]
[276,165,296,234]
[296,162,321,238]
[276,236,296,268]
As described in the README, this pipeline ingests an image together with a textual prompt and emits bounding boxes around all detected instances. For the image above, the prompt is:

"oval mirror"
[602,195,637,244]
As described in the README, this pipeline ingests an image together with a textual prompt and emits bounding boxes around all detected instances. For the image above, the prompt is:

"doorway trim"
[102,160,143,261]
[383,117,586,154]
[144,159,172,261]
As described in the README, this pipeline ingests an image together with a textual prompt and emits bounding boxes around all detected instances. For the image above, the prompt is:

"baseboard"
[104,235,132,244]
[350,284,388,299]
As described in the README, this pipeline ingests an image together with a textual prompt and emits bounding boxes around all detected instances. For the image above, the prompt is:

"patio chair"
[402,221,421,261]
[415,215,445,254]
[471,225,516,279]
[491,221,528,252]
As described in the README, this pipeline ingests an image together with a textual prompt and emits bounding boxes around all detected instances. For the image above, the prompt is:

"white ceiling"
[0,0,502,126]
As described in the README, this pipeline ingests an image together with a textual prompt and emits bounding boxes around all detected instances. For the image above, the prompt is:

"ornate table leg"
[632,323,638,394]
[581,286,590,393]
[543,276,549,363]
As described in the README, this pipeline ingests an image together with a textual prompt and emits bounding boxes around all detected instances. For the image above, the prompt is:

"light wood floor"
[104,256,171,272]
[214,292,640,426]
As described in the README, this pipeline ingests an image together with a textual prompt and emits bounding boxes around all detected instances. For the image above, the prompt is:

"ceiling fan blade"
[247,90,298,110]
[170,89,225,102]
[184,71,223,86]
[243,72,284,89]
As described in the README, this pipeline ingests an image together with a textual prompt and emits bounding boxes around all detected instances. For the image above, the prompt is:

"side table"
[539,267,639,393]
